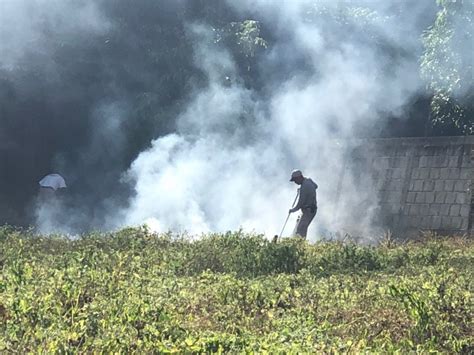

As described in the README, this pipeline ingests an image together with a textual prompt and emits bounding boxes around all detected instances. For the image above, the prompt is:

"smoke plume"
[0,0,447,239]
[121,1,436,239]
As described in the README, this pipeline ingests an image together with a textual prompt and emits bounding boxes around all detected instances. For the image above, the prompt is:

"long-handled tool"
[276,190,300,240]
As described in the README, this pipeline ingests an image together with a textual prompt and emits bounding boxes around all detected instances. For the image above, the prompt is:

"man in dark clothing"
[289,169,318,238]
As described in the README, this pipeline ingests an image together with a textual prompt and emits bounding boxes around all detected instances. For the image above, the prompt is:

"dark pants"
[295,207,317,238]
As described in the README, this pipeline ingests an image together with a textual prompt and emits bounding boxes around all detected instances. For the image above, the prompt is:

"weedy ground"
[0,226,472,353]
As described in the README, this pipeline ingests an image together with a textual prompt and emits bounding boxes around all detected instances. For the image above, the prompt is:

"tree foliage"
[421,0,474,135]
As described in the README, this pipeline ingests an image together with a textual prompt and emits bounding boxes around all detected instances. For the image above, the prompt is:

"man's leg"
[295,209,316,238]
[291,214,301,236]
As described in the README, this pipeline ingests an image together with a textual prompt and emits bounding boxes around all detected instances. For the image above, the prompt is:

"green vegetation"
[421,0,474,134]
[0,226,472,353]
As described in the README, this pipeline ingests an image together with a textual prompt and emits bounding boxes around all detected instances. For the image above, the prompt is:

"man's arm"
[290,186,304,213]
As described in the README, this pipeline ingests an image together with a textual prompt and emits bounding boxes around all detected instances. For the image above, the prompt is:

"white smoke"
[0,0,110,71]
[120,1,430,240]
[123,25,292,235]
[0,0,439,239]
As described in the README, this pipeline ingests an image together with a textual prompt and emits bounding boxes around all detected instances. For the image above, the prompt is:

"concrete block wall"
[362,136,473,234]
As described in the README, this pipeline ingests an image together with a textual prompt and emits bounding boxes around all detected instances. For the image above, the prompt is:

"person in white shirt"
[289,169,318,238]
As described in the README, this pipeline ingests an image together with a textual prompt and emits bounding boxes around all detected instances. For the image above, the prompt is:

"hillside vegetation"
[0,226,472,353]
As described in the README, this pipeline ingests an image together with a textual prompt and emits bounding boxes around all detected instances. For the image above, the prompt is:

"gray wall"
[334,136,473,235]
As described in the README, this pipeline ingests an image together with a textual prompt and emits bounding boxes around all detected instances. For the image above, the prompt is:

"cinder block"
[387,191,401,203]
[407,192,416,203]
[372,158,381,169]
[430,169,441,179]
[372,159,382,170]
[424,146,437,156]
[391,157,403,168]
[436,147,449,156]
[423,180,435,191]
[432,216,442,229]
[411,216,420,227]
[419,156,429,167]
[449,204,461,216]
[427,156,435,166]
[391,180,403,191]
[440,168,449,179]
[435,191,446,204]
[397,216,408,229]
[383,169,393,180]
[401,205,411,215]
[461,218,469,230]
[444,180,455,192]
[419,168,430,179]
[379,169,389,180]
[434,180,444,191]
[451,217,462,229]
[416,193,426,203]
[399,158,409,169]
[461,155,472,168]
[441,216,451,229]
[391,169,403,180]
[383,179,392,191]
[380,157,390,169]
[395,156,407,168]
[394,149,404,157]
[463,180,470,190]
[387,157,395,168]
[440,204,450,216]
[455,193,466,204]
[429,204,441,216]
[448,156,460,168]
[413,180,424,191]
[434,156,447,167]
[391,203,401,214]
[422,216,432,228]
[460,205,470,217]
[405,216,414,227]
[454,181,466,192]
[379,191,390,202]
[420,204,430,216]
[445,192,456,204]
[448,168,461,179]
[375,179,385,191]
[448,146,462,156]
[425,192,435,204]
[410,204,420,216]
[460,168,473,180]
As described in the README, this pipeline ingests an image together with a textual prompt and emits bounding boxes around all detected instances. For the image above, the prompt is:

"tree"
[421,0,473,135]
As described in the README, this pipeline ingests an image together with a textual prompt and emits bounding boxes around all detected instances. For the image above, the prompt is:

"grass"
[0,226,473,353]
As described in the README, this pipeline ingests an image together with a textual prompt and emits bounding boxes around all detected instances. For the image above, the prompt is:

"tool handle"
[278,213,291,239]
[278,190,300,239]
